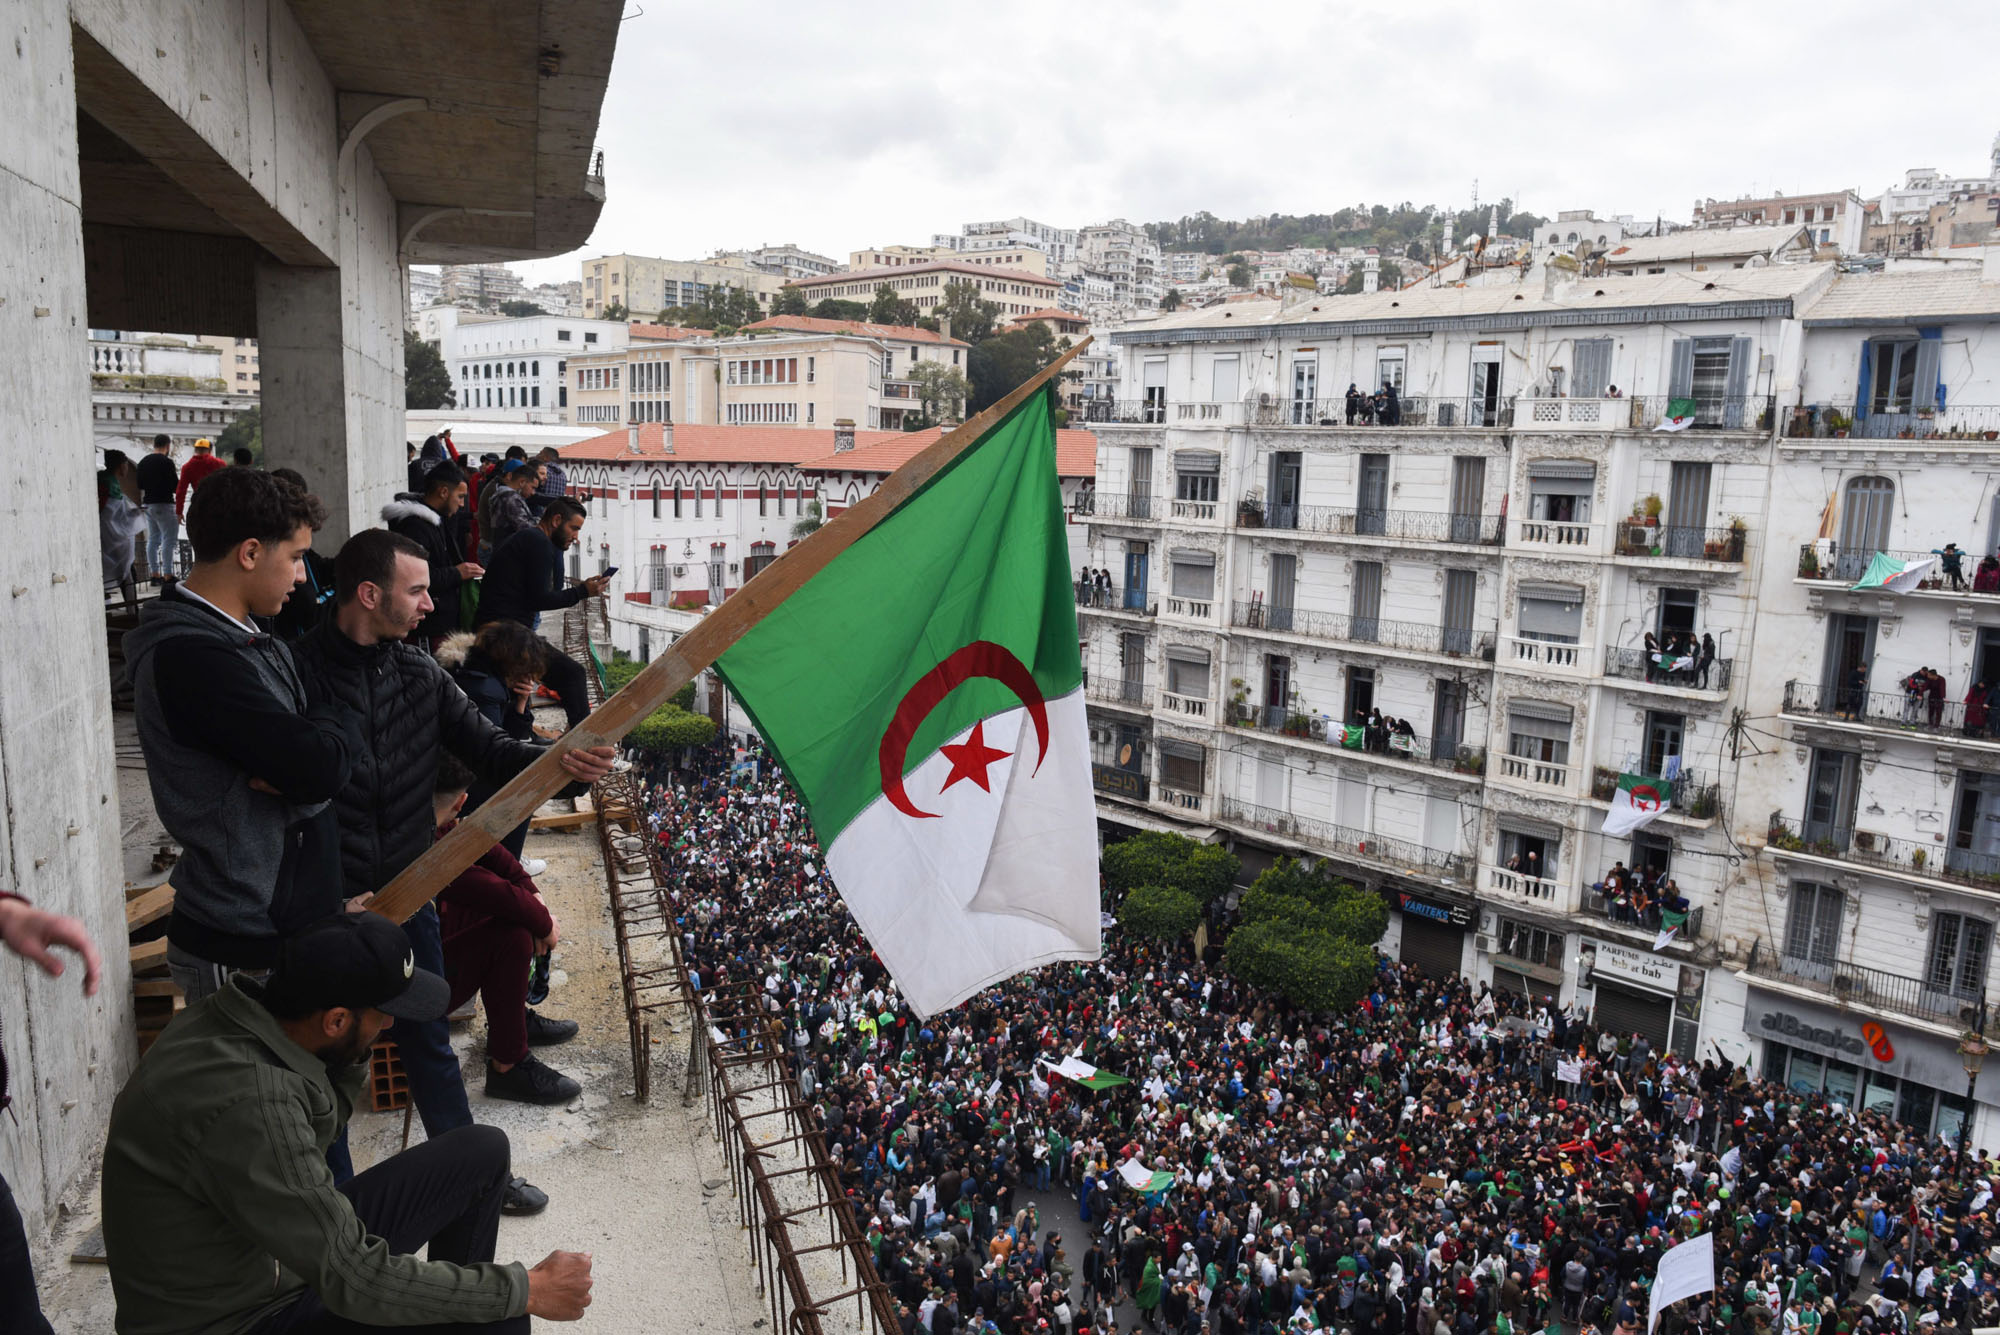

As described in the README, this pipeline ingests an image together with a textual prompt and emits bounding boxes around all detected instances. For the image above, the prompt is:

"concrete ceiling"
[290,0,620,263]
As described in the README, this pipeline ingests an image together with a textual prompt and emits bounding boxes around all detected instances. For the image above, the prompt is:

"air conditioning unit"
[1473,932,1496,955]
[1258,392,1275,408]
[673,564,686,577]
[1624,524,1651,548]
[1833,973,1857,996]
[1854,830,1880,852]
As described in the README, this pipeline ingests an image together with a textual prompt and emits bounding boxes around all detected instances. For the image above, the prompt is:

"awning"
[1174,449,1221,473]
[1529,461,1597,481]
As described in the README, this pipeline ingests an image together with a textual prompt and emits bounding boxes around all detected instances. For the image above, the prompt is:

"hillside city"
[16,7,2000,1334]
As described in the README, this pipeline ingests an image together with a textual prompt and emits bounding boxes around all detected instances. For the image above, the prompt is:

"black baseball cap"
[265,913,448,1020]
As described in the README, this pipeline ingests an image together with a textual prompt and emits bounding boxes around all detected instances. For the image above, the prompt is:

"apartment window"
[1351,560,1382,641]
[807,356,816,383]
[1174,450,1219,504]
[1643,711,1685,776]
[1783,881,1844,975]
[650,473,664,520]
[1163,647,1210,698]
[1497,919,1563,967]
[1158,740,1206,793]
[672,484,683,518]
[758,483,768,516]
[1927,913,1993,1001]
[558,330,572,341]
[1838,476,1895,554]
[1375,347,1405,392]
[745,541,777,579]
[530,387,540,407]
[1169,549,1215,602]
[1527,462,1594,523]
[1507,701,1572,766]
[1517,581,1583,644]
[1498,827,1559,880]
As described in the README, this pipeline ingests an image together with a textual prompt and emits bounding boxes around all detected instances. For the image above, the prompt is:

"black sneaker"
[485,1054,581,1106]
[501,1175,548,1216]
[524,1009,577,1046]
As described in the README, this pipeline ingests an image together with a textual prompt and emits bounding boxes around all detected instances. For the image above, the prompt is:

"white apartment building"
[953,216,1079,269]
[1164,252,1209,283]
[1076,219,1163,314]
[1078,255,2000,1150]
[88,330,254,460]
[788,261,1063,319]
[580,253,785,319]
[1534,211,1629,261]
[408,266,442,317]
[712,243,844,279]
[437,263,527,309]
[1598,223,1816,277]
[445,313,630,420]
[1695,192,1864,255]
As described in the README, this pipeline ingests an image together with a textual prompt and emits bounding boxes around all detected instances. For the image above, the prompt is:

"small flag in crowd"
[714,384,1100,1017]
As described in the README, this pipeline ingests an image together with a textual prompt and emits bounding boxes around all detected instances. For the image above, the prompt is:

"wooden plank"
[125,883,174,932]
[528,809,602,831]
[130,938,167,973]
[131,978,181,998]
[367,340,1092,926]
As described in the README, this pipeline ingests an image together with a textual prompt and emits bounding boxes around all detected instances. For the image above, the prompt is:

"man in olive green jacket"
[101,913,592,1333]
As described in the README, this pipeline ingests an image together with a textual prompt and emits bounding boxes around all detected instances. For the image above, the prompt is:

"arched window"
[650,471,664,520]
[1839,476,1896,558]
[1565,232,1578,244]
[693,475,703,519]
[757,475,770,517]
[670,475,683,519]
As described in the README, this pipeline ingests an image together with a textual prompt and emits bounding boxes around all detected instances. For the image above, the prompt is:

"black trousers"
[248,1126,528,1334]
[538,637,590,731]
[0,1173,52,1335]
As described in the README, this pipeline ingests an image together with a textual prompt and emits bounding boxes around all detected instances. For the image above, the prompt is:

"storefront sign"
[1741,986,1999,1108]
[1584,938,1676,995]
[1091,763,1147,800]
[1394,889,1473,928]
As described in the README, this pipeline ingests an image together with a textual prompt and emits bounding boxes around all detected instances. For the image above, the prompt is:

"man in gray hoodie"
[124,468,361,1001]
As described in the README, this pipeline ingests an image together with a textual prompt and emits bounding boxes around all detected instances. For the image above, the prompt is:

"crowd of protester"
[644,741,1999,1335]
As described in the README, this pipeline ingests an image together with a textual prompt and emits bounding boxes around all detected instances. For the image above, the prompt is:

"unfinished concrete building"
[1,0,621,1235]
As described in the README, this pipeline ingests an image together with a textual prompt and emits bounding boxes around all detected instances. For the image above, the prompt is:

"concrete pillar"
[0,1,136,1230]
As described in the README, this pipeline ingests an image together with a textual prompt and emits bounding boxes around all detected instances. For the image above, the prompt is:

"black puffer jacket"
[291,621,546,899]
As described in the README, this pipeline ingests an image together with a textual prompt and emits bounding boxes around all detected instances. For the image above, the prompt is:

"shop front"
[1742,985,1992,1147]
[1393,886,1474,979]
[1581,937,1707,1057]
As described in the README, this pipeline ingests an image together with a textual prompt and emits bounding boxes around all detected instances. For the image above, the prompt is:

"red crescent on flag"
[1630,784,1662,811]
[878,640,1049,820]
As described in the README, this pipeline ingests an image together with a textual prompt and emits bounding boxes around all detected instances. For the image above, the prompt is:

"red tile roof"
[794,426,1097,479]
[559,423,904,465]
[626,323,707,342]
[740,315,968,346]
[786,259,1061,291]
[1012,307,1082,322]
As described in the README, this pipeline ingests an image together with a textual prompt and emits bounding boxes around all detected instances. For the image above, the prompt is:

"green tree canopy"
[1223,920,1375,1013]
[810,298,871,321]
[498,300,546,317]
[1236,858,1388,946]
[1160,289,1183,312]
[1226,263,1253,288]
[906,361,971,424]
[602,301,628,320]
[1143,201,1546,258]
[773,287,809,316]
[1101,831,1238,906]
[1120,884,1204,942]
[869,284,920,328]
[933,279,999,343]
[601,658,713,752]
[404,331,456,409]
[215,405,262,465]
[966,324,1064,413]
[791,499,823,539]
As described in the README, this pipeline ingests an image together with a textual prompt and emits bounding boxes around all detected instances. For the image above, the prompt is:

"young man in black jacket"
[382,462,482,651]
[474,498,609,730]
[292,530,612,1211]
[124,468,360,1002]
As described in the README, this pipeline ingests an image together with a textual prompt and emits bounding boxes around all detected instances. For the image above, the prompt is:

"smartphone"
[603,566,619,577]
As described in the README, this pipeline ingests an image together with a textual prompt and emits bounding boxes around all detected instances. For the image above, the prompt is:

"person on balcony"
[1978,555,2000,593]
[1926,667,1948,727]
[1379,381,1401,426]
[1345,384,1363,425]
[1842,659,1870,720]
[1935,543,1968,591]
[1697,633,1718,690]
[1902,670,1928,724]
[1965,682,1988,738]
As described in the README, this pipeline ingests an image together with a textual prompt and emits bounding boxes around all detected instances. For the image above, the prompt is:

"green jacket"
[100,979,527,1334]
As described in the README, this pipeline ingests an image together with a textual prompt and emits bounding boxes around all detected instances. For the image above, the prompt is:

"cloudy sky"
[517,0,2000,284]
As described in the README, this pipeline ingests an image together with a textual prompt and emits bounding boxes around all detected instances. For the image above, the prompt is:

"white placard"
[1556,1058,1584,1085]
[1648,1232,1715,1334]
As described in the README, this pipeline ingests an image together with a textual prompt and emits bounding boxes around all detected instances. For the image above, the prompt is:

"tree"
[602,658,715,753]
[791,499,823,539]
[935,279,1000,343]
[1223,920,1375,1014]
[215,405,262,465]
[603,301,628,321]
[1235,858,1388,946]
[1101,832,1238,907]
[966,324,1063,414]
[906,361,971,424]
[1120,884,1203,942]
[1160,289,1183,312]
[404,330,456,409]
[1226,263,1253,289]
[868,284,920,328]
[498,300,546,317]
[810,298,871,321]
[773,287,810,316]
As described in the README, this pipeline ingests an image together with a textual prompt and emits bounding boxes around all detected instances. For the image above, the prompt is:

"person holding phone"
[474,498,608,731]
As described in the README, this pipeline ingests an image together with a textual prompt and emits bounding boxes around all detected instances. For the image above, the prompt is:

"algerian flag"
[1655,397,1698,431]
[1848,551,1936,593]
[714,386,1099,1017]
[1116,1159,1173,1194]
[1602,772,1669,837]
[1654,906,1689,952]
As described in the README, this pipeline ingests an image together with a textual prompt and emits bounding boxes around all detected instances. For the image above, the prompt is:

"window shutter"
[1572,338,1612,398]
[1668,338,1694,398]
[1913,334,1942,411]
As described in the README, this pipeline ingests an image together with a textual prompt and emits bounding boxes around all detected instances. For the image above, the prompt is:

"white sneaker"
[521,857,549,877]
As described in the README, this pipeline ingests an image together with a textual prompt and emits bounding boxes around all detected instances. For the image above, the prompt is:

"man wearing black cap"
[101,913,593,1333]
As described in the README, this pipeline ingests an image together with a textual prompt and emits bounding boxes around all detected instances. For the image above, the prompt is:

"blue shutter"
[1724,336,1753,428]
[1854,340,1874,426]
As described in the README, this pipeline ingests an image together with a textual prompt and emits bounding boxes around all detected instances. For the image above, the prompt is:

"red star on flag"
[936,719,1011,794]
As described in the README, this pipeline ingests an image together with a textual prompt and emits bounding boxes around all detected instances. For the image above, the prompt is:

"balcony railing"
[1168,498,1222,523]
[1235,502,1503,545]
[1767,811,2000,892]
[1611,520,1748,564]
[1497,752,1572,790]
[1074,581,1154,615]
[1079,400,1167,425]
[1231,600,1496,660]
[1163,596,1215,622]
[1487,866,1569,905]
[1513,518,1602,549]
[1085,676,1149,708]
[1091,763,1150,802]
[1604,647,1733,693]
[1782,679,1995,741]
[1796,543,1978,589]
[1515,393,1775,433]
[1171,401,1244,425]
[1514,397,1626,431]
[1785,403,2000,442]
[1216,796,1471,883]
[1589,766,1721,820]
[1158,690,1210,719]
[1158,785,1206,811]
[1581,886,1706,944]
[1504,636,1590,676]
[1072,492,1159,523]
[1225,702,1487,777]
[1745,938,1990,1032]
[1249,395,1512,430]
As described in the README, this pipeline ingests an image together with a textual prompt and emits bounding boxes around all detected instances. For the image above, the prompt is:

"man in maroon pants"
[431,757,581,1105]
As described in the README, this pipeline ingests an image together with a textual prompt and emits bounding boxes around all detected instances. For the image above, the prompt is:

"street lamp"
[1958,1030,1989,1171]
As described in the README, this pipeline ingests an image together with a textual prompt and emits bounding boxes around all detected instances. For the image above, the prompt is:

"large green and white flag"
[1601,772,1668,837]
[1848,551,1936,593]
[714,387,1100,1016]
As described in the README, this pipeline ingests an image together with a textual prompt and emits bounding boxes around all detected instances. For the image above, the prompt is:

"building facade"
[88,330,254,462]
[580,253,786,318]
[437,262,528,309]
[444,313,630,420]
[1694,191,1866,255]
[787,260,1063,319]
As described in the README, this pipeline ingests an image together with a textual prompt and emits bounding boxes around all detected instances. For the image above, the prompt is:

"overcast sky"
[515,0,2000,285]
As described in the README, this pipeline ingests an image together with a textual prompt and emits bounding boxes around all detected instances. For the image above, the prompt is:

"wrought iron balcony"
[1216,796,1471,884]
[1782,679,1993,742]
[1229,600,1495,661]
[1611,518,1748,564]
[1234,501,1502,546]
[1745,938,1990,1032]
[1074,581,1155,615]
[1604,647,1733,693]
[1795,543,1978,588]
[1222,701,1486,777]
[1767,811,2000,893]
[1247,395,1511,430]
[1071,492,1159,523]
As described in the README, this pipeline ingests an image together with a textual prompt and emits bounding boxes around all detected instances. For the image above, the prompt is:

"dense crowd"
[644,740,2000,1335]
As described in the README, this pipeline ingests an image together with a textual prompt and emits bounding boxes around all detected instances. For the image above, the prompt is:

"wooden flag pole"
[369,336,1094,925]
